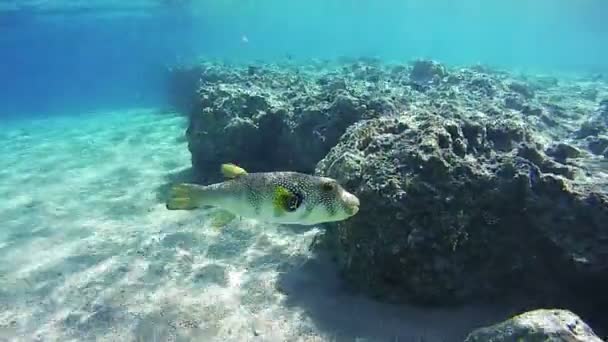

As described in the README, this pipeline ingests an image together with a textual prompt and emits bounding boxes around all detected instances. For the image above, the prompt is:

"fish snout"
[342,191,360,216]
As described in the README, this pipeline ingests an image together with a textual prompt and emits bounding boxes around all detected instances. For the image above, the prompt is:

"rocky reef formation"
[316,113,604,301]
[175,60,390,182]
[316,110,608,335]
[578,99,608,158]
[465,309,604,342]
[169,58,608,335]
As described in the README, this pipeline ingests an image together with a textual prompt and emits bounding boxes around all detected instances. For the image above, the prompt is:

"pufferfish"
[166,164,360,226]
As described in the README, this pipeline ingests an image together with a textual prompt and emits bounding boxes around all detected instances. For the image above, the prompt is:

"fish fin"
[209,210,236,229]
[221,163,248,179]
[166,183,204,210]
[272,186,301,217]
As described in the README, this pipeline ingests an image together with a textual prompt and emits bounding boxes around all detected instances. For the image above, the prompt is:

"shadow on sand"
[276,253,516,342]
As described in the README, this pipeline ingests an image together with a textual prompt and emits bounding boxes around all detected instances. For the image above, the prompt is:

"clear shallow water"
[1,0,607,341]
[0,110,513,341]
[1,0,607,115]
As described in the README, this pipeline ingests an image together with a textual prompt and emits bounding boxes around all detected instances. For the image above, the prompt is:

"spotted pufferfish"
[166,164,360,226]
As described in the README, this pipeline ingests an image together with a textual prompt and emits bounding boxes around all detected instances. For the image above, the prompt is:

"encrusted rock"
[505,94,525,111]
[172,59,606,184]
[508,81,535,99]
[546,142,583,162]
[465,309,604,342]
[409,60,446,85]
[184,65,373,182]
[577,121,605,139]
[587,135,608,155]
[315,114,608,310]
[577,99,608,139]
[169,59,608,334]
[517,143,577,179]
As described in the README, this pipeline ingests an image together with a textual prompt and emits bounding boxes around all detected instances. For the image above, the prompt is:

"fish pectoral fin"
[221,163,248,179]
[166,183,203,210]
[208,209,237,229]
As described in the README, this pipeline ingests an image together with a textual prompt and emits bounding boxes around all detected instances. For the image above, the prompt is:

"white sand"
[0,109,512,342]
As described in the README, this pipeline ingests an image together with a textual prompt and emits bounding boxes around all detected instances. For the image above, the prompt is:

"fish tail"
[166,183,206,210]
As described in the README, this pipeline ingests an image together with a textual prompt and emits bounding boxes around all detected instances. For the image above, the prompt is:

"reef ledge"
[169,58,608,338]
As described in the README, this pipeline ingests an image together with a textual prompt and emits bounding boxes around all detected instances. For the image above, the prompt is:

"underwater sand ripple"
[0,109,509,341]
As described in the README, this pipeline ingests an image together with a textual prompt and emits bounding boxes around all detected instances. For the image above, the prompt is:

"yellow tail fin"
[221,163,248,179]
[166,183,204,210]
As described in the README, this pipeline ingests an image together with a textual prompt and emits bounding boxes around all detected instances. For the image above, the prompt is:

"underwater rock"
[575,100,608,143]
[184,63,379,182]
[508,81,535,99]
[170,58,608,335]
[181,59,432,182]
[585,135,608,156]
[409,60,446,85]
[465,74,500,97]
[486,118,531,151]
[315,114,608,312]
[577,121,605,139]
[464,309,604,342]
[173,59,604,182]
[545,142,583,162]
[517,143,577,179]
[504,94,525,111]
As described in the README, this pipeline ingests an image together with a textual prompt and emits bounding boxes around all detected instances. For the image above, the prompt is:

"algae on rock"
[183,62,382,183]
[315,112,608,322]
[465,309,604,342]
[169,58,608,335]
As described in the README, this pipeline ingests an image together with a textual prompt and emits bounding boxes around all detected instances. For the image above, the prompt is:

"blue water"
[1,0,607,116]
[1,1,608,341]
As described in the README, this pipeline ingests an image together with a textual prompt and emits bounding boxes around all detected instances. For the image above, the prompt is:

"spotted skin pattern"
[180,169,359,226]
[214,172,349,220]
[235,172,333,214]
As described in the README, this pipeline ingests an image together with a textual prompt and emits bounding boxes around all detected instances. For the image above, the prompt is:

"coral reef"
[316,113,608,308]
[465,309,604,342]
[409,59,447,85]
[181,61,383,182]
[170,58,608,335]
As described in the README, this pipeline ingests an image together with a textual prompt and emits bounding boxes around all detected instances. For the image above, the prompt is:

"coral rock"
[315,114,608,310]
[170,59,608,334]
[508,81,535,99]
[465,309,604,342]
[410,60,447,85]
[184,63,375,182]
[546,142,583,162]
[587,135,608,155]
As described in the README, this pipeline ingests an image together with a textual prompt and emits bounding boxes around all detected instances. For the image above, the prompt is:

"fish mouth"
[346,204,359,216]
[343,192,360,216]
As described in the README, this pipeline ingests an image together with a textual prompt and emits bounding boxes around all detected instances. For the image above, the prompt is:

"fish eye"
[321,182,336,192]
[287,192,303,212]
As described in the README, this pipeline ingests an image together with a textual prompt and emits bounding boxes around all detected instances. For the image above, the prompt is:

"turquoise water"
[1,0,606,114]
[0,110,513,341]
[1,1,607,341]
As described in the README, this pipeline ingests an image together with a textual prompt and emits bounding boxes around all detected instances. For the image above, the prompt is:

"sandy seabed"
[0,109,512,342]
